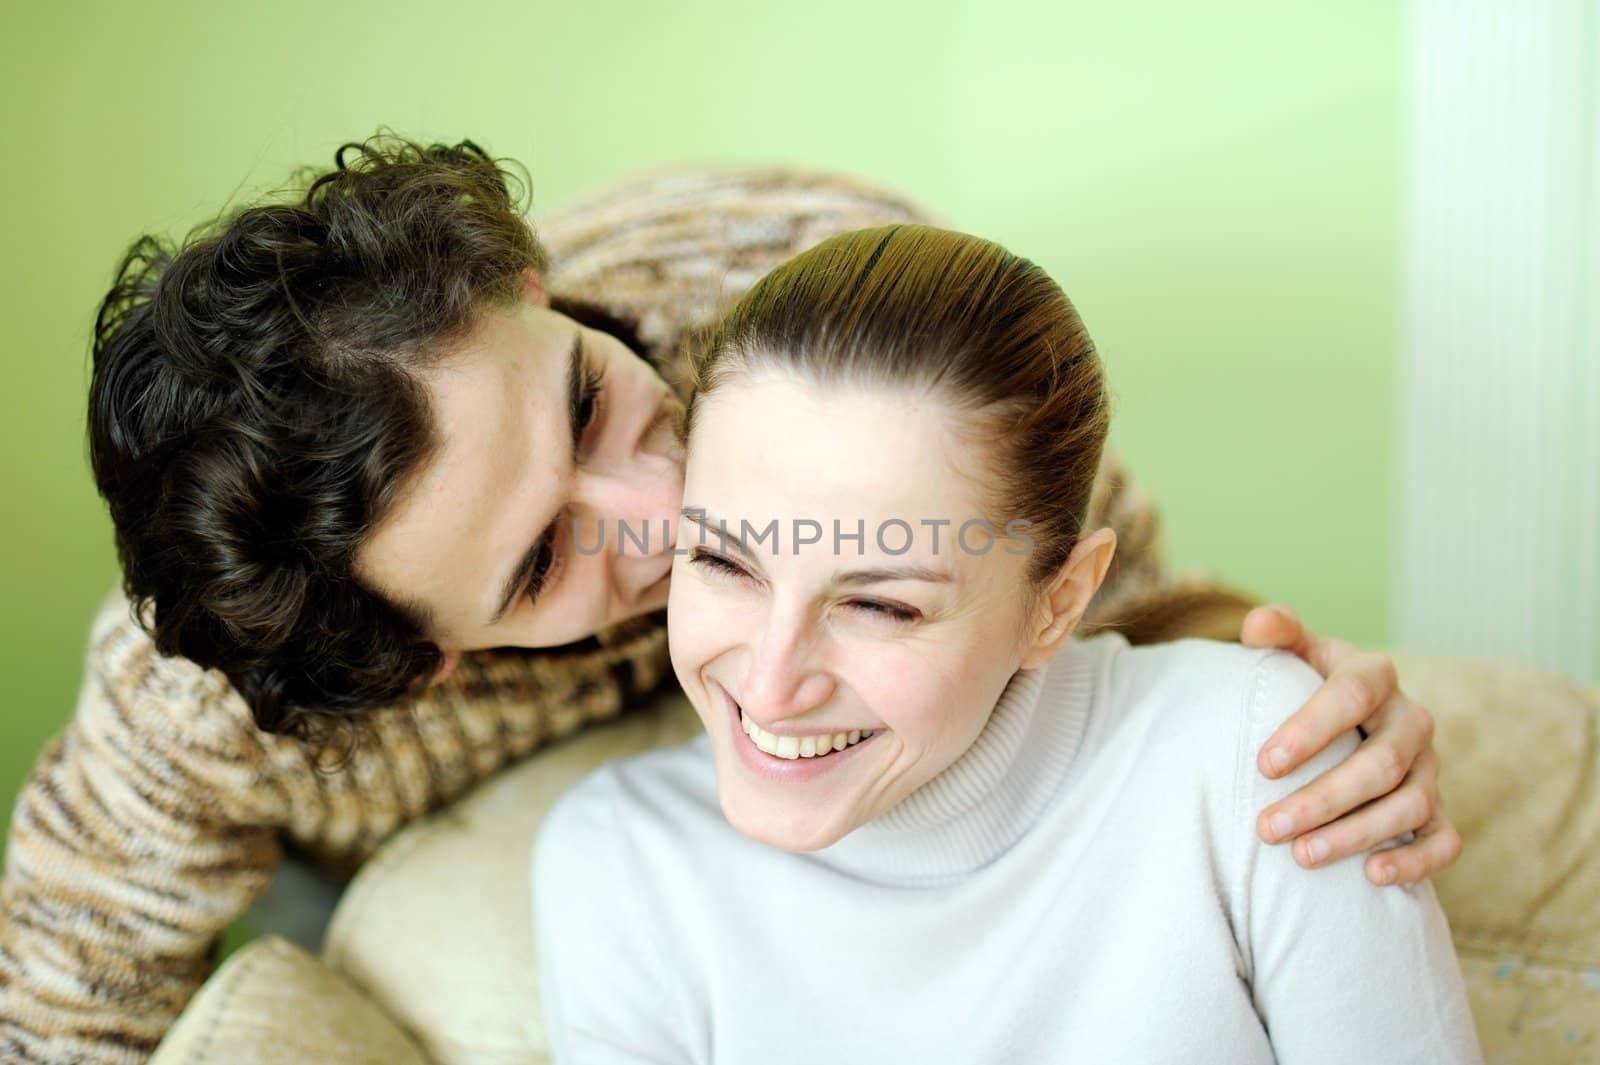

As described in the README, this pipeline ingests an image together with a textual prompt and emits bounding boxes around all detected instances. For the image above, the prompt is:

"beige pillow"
[1392,652,1600,1060]
[322,691,703,1065]
[149,936,429,1065]
[1396,651,1600,962]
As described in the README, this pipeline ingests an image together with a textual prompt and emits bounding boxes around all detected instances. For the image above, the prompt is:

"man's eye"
[525,537,558,604]
[577,365,605,432]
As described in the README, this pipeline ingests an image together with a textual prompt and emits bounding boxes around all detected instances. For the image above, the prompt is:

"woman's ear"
[1019,527,1117,670]
[521,268,550,308]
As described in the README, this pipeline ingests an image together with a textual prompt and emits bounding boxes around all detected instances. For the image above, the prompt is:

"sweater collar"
[803,635,1102,885]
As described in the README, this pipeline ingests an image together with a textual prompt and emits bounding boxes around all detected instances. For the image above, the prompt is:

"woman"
[532,225,1482,1063]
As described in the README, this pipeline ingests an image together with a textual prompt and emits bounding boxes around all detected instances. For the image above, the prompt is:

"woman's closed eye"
[845,599,920,623]
[688,549,920,623]
[688,547,751,581]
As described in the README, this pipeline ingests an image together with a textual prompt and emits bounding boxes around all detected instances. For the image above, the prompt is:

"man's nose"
[571,460,682,557]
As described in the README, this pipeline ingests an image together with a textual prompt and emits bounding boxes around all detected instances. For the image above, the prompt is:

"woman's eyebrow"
[834,565,953,586]
[681,509,754,559]
[682,511,953,585]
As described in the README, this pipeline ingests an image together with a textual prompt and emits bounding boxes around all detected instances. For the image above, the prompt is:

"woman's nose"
[739,621,836,723]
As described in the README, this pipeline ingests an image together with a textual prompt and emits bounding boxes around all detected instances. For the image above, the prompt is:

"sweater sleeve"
[1233,651,1483,1065]
[531,770,695,1065]
[0,598,284,1065]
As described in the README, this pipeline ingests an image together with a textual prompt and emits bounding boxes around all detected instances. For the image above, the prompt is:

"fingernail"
[1267,747,1291,774]
[1269,812,1294,841]
[1307,837,1331,863]
[1380,865,1397,885]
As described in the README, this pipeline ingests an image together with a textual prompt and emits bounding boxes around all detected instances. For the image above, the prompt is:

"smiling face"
[358,272,685,654]
[668,368,1061,853]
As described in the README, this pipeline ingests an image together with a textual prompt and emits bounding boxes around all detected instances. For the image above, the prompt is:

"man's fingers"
[1287,765,1439,868]
[1300,633,1366,679]
[1257,738,1398,845]
[1243,617,1463,885]
[1238,606,1362,680]
[1256,711,1430,844]
[1240,604,1306,654]
[1257,652,1400,778]
[1364,814,1464,886]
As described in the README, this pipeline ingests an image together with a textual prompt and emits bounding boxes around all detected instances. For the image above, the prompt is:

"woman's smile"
[720,682,885,784]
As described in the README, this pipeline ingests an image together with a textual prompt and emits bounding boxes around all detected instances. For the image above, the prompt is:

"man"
[0,135,1457,1064]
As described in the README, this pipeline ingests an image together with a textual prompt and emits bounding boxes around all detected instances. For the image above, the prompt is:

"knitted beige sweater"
[0,168,1234,1064]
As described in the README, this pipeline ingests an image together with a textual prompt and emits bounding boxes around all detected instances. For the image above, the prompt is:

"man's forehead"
[357,307,570,630]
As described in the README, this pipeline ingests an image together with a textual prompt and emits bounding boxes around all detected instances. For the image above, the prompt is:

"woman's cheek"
[851,650,936,733]
[666,578,714,682]
[668,575,752,676]
[878,644,995,746]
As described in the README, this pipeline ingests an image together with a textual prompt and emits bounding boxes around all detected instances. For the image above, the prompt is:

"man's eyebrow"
[487,332,583,626]
[564,331,588,444]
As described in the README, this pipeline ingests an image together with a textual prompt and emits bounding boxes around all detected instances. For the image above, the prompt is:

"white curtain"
[1395,0,1600,683]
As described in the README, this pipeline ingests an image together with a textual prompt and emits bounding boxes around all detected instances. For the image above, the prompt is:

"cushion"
[1394,652,1600,961]
[1391,652,1600,1060]
[321,692,703,1065]
[148,936,429,1065]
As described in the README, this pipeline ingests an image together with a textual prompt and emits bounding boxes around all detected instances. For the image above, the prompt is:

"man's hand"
[1241,605,1463,886]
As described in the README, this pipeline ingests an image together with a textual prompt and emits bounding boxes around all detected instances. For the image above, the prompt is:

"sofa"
[148,651,1600,1065]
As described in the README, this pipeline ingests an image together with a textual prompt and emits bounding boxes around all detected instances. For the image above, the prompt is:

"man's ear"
[426,650,463,688]
[1019,527,1117,670]
[521,268,550,308]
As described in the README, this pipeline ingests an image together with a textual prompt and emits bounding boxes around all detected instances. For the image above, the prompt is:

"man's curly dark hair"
[87,133,549,745]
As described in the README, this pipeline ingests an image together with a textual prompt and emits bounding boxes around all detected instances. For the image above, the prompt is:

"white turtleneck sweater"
[530,634,1482,1064]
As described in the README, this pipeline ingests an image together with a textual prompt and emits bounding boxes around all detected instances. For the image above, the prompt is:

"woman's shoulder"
[535,736,721,868]
[1083,635,1330,796]
[1105,636,1322,732]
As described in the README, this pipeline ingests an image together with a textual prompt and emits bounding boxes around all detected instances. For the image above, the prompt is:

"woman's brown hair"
[690,224,1110,591]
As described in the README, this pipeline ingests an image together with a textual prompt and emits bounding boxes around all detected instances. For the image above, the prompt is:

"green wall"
[0,1,1399,850]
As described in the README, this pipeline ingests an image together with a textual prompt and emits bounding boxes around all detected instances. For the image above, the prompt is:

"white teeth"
[739,707,874,760]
